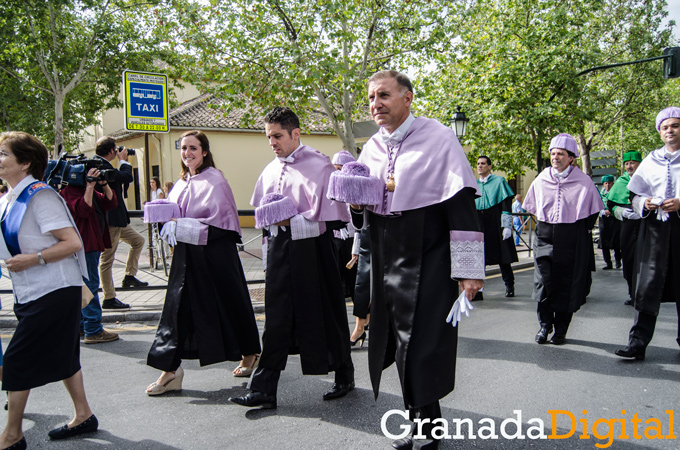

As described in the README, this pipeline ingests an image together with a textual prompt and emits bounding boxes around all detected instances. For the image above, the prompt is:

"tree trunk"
[53,91,65,159]
[577,134,593,177]
[534,130,545,172]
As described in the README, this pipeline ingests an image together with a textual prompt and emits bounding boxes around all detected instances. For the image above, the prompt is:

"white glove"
[502,227,512,240]
[446,291,474,327]
[160,221,177,246]
[621,208,641,220]
[657,209,669,222]
[340,227,349,240]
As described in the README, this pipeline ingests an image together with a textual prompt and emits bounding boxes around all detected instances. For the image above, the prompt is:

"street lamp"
[450,106,469,139]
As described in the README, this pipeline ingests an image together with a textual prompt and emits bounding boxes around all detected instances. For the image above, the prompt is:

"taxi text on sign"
[123,70,170,133]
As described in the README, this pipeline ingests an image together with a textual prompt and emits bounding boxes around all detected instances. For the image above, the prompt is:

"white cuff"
[290,215,325,240]
[501,213,513,229]
[351,232,361,255]
[450,230,485,280]
[632,196,646,217]
[262,236,268,271]
[175,218,205,245]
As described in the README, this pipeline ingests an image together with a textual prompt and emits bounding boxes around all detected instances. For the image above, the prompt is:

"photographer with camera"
[61,167,120,343]
[94,137,148,310]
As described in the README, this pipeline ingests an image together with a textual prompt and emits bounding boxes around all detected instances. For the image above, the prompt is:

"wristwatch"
[37,252,46,265]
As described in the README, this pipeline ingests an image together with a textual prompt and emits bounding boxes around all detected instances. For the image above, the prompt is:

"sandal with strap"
[233,354,260,378]
[146,366,184,396]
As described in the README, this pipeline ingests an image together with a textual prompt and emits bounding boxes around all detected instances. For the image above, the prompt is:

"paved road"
[0,256,678,449]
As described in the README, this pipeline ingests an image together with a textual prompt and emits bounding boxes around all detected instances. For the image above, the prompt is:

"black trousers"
[499,263,514,288]
[602,248,622,267]
[248,361,354,396]
[537,301,573,336]
[628,302,680,348]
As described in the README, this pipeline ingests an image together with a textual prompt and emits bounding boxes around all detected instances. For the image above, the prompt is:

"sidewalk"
[0,218,534,327]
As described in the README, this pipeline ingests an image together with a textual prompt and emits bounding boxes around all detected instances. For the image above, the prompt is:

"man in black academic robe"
[616,107,680,360]
[230,107,354,409]
[353,71,484,450]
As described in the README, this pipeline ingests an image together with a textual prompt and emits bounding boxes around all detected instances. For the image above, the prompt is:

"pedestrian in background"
[598,174,622,270]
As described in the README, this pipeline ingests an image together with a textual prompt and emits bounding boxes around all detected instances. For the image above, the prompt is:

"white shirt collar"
[664,147,680,162]
[551,166,572,179]
[278,143,303,163]
[479,174,490,183]
[379,113,416,147]
[8,175,37,204]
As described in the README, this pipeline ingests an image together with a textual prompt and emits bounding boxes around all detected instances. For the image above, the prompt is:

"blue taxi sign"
[123,70,169,133]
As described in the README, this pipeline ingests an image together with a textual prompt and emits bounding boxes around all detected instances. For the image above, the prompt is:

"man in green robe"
[606,151,643,305]
[475,156,518,298]
[598,174,621,270]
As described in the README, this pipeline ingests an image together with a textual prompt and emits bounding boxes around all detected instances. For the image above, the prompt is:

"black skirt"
[3,286,81,391]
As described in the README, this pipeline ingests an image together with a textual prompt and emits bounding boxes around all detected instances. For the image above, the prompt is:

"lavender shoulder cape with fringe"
[168,166,241,234]
[251,145,350,223]
[523,166,603,224]
[357,117,480,215]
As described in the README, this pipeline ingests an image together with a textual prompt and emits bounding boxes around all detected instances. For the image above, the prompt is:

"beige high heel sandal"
[233,354,260,378]
[146,366,184,396]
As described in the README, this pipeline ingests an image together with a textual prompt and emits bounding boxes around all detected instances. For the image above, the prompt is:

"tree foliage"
[160,0,463,154]
[0,0,170,156]
[416,0,674,177]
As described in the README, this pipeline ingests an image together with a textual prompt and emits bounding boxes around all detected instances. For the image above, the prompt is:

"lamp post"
[450,106,469,139]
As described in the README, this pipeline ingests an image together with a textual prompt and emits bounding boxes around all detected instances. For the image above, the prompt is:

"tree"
[416,0,674,177]
[0,0,168,156]
[160,0,462,154]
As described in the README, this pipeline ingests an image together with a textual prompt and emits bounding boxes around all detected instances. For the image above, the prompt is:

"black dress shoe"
[2,437,26,450]
[550,334,567,345]
[48,414,98,439]
[615,346,645,360]
[535,327,551,344]
[322,381,355,400]
[229,391,277,409]
[624,298,633,306]
[392,437,439,449]
[122,275,149,288]
[615,261,622,269]
[602,265,613,270]
[505,286,515,298]
[392,437,413,449]
[101,298,130,309]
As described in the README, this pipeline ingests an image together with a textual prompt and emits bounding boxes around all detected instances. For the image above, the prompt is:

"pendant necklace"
[386,142,403,192]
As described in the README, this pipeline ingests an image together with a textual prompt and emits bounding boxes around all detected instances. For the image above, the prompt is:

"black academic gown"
[352,224,371,319]
[632,212,680,314]
[354,188,481,409]
[147,227,261,371]
[332,230,357,300]
[598,212,621,251]
[607,200,640,297]
[533,214,598,313]
[259,225,352,375]
[477,198,518,265]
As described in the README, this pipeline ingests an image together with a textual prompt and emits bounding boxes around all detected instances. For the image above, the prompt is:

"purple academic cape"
[358,117,479,215]
[168,167,241,234]
[523,166,603,224]
[251,145,350,223]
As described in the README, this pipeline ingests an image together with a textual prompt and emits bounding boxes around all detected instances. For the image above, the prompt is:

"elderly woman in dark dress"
[0,132,97,450]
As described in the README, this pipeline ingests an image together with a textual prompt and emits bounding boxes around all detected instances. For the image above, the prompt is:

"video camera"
[44,152,117,189]
[117,146,136,156]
